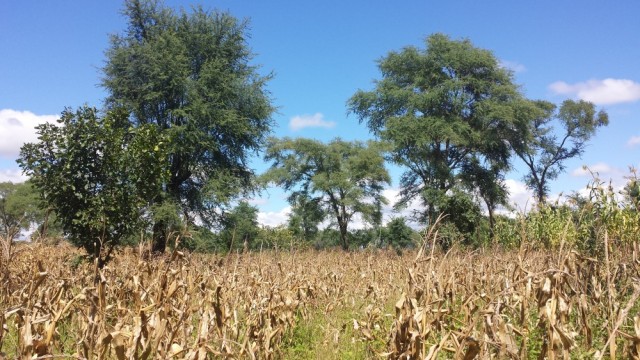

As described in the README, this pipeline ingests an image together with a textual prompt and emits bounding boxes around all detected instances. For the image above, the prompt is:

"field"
[1,236,639,360]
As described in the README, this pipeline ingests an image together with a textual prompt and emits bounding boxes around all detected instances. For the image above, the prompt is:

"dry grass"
[1,239,639,359]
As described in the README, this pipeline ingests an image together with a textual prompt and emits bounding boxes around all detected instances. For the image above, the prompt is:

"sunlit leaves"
[18,106,168,263]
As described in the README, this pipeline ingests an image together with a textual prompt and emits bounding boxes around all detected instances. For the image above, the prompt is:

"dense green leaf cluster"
[19,106,168,263]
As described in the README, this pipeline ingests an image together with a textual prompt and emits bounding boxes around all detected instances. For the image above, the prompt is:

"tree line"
[4,0,610,264]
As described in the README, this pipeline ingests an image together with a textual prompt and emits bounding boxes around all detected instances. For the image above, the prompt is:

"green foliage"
[492,215,522,248]
[383,217,415,250]
[256,225,302,251]
[287,194,324,242]
[263,138,390,250]
[622,167,640,210]
[350,228,382,249]
[219,200,260,251]
[515,100,609,204]
[102,0,274,252]
[348,33,528,229]
[0,181,43,239]
[312,228,342,250]
[428,189,486,249]
[18,106,168,264]
[181,225,218,253]
[489,171,640,256]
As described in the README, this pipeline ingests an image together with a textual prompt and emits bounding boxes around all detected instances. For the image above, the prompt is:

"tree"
[383,217,415,250]
[348,33,528,228]
[0,181,41,239]
[514,99,608,204]
[220,200,259,251]
[0,181,63,242]
[287,193,324,241]
[460,159,508,239]
[263,138,390,250]
[102,0,274,253]
[18,106,167,265]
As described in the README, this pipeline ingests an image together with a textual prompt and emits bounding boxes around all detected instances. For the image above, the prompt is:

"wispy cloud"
[549,78,640,105]
[0,109,58,159]
[503,179,534,213]
[499,60,526,73]
[289,113,336,131]
[571,162,615,177]
[244,197,268,206]
[627,136,640,148]
[0,168,28,183]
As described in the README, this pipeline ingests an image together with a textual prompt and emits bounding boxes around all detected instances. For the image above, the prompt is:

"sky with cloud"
[2,0,639,227]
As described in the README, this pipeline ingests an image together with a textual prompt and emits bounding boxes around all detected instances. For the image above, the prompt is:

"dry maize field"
[1,241,640,359]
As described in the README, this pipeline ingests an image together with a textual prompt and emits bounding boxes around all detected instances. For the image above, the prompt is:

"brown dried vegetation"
[1,238,640,359]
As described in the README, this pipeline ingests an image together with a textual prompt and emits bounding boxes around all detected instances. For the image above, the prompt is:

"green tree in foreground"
[19,106,167,265]
[348,33,529,230]
[263,138,390,250]
[514,100,608,205]
[102,0,274,253]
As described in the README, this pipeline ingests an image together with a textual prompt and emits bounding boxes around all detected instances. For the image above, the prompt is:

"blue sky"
[2,1,639,226]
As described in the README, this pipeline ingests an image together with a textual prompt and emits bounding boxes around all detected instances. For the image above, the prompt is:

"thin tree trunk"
[152,220,167,253]
[339,222,348,251]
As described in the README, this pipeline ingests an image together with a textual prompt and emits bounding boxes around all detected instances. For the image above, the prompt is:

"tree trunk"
[537,184,545,206]
[152,220,167,253]
[487,206,495,242]
[339,222,349,251]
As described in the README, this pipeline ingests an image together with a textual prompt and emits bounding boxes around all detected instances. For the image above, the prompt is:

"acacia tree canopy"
[102,0,274,252]
[263,138,390,250]
[348,33,529,226]
[515,99,609,204]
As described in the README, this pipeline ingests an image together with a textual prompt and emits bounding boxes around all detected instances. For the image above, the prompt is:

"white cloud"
[0,109,58,159]
[498,179,535,214]
[627,136,640,148]
[0,168,28,183]
[499,60,526,73]
[257,206,291,227]
[571,162,615,177]
[289,113,336,131]
[549,78,640,105]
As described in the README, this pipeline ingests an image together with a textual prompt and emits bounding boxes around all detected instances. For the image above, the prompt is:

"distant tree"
[0,181,42,239]
[348,33,529,228]
[19,106,167,265]
[263,138,390,250]
[287,193,324,241]
[220,200,260,251]
[102,0,274,253]
[460,160,508,239]
[383,217,415,250]
[515,100,608,204]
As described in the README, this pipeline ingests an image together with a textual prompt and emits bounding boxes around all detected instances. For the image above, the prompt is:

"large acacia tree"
[102,0,274,252]
[263,138,390,250]
[348,33,530,228]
